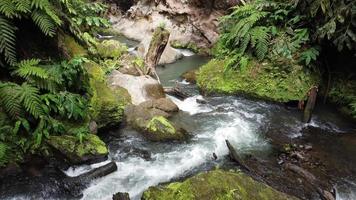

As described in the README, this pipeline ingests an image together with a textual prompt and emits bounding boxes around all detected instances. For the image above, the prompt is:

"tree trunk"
[303,86,318,123]
[144,27,170,82]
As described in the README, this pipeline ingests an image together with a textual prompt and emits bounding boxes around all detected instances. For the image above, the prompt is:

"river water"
[1,47,356,200]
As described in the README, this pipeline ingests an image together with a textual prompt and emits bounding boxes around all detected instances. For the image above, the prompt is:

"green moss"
[60,34,87,58]
[96,40,127,58]
[143,116,185,141]
[329,78,356,119]
[47,134,108,164]
[142,169,298,200]
[147,116,176,135]
[86,62,131,129]
[170,40,200,53]
[197,58,319,102]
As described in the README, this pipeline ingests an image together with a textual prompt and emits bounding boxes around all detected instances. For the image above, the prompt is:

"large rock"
[108,70,165,105]
[110,0,239,58]
[47,134,108,165]
[124,98,186,141]
[142,169,299,200]
[197,58,320,102]
[87,62,131,129]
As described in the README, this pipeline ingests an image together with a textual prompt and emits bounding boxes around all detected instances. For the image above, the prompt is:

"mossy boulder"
[86,62,131,129]
[97,40,127,58]
[124,98,186,141]
[170,40,200,53]
[142,169,298,200]
[47,134,108,165]
[181,69,197,84]
[197,59,319,102]
[145,116,186,141]
[58,33,87,58]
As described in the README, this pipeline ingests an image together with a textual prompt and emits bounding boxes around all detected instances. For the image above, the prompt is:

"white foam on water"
[81,98,268,200]
[63,160,112,177]
[174,48,195,57]
[169,95,213,115]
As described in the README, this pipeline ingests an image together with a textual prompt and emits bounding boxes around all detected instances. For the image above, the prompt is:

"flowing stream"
[69,53,356,200]
[1,44,356,200]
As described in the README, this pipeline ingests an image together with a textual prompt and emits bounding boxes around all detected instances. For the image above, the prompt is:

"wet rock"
[140,98,179,113]
[142,169,298,200]
[89,121,98,134]
[0,163,22,178]
[196,98,207,104]
[181,69,197,84]
[47,134,108,165]
[108,70,165,105]
[113,192,130,200]
[122,147,151,161]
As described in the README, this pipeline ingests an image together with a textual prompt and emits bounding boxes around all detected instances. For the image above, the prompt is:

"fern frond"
[0,16,17,65]
[0,82,45,119]
[31,10,56,36]
[0,142,9,167]
[14,0,31,14]
[18,83,45,119]
[15,59,48,79]
[0,0,17,18]
[0,82,23,118]
[250,26,269,60]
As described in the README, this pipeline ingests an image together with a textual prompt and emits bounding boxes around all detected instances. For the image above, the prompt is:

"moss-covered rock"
[142,169,298,200]
[86,62,131,129]
[124,99,186,141]
[47,134,108,165]
[182,69,197,84]
[145,116,186,141]
[97,40,127,58]
[197,59,319,102]
[170,40,200,53]
[58,33,87,58]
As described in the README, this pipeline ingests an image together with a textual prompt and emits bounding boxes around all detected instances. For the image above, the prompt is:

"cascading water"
[1,49,356,200]
[75,95,270,200]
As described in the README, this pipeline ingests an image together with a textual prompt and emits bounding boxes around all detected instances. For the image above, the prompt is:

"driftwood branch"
[303,86,318,123]
[283,163,335,200]
[144,27,170,83]
[225,140,251,172]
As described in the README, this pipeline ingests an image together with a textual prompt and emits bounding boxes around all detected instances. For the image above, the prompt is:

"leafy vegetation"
[0,0,112,167]
[205,0,355,117]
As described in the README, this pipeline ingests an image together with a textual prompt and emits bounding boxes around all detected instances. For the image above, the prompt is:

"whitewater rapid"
[64,95,269,200]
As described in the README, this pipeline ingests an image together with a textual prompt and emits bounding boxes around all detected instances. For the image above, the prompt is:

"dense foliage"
[0,0,109,167]
[216,0,354,70]
[214,0,356,116]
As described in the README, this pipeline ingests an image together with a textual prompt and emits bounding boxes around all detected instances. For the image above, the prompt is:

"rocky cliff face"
[108,0,239,63]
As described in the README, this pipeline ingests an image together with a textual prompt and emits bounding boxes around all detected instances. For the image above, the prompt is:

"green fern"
[31,10,57,36]
[0,82,45,119]
[0,142,9,167]
[0,16,17,65]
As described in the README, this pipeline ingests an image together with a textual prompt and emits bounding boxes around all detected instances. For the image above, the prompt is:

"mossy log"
[145,27,170,81]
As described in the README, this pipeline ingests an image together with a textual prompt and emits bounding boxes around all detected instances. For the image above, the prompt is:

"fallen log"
[64,161,118,197]
[283,163,335,200]
[225,140,251,172]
